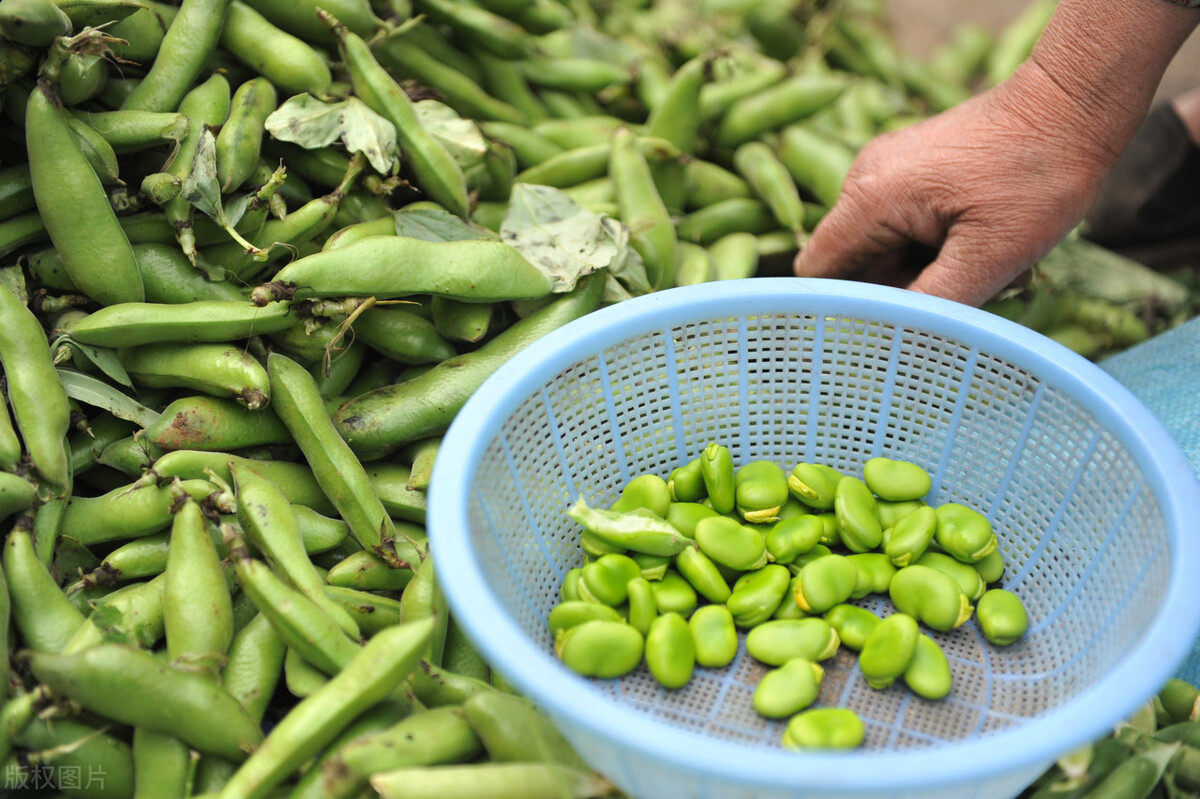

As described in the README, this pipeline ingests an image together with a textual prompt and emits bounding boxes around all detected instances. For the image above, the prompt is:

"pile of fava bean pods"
[554,448,1029,750]
[0,0,1188,796]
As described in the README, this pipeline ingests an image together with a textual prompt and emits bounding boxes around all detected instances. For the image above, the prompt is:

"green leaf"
[52,336,133,388]
[393,206,497,243]
[56,369,159,429]
[501,184,638,293]
[265,94,398,175]
[413,99,487,171]
[181,128,225,224]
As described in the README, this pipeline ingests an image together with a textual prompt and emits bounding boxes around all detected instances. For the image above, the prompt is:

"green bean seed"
[889,564,974,632]
[975,588,1028,646]
[847,552,897,598]
[788,463,844,510]
[793,554,858,614]
[934,502,998,563]
[782,708,865,750]
[754,658,823,718]
[904,634,952,700]
[695,516,769,572]
[610,474,671,517]
[651,569,699,616]
[834,476,882,552]
[688,605,738,669]
[863,457,932,501]
[727,564,791,628]
[734,460,790,523]
[645,612,694,689]
[916,551,986,601]
[746,618,840,666]
[859,612,919,690]
[700,442,735,513]
[884,504,937,567]
[555,620,643,679]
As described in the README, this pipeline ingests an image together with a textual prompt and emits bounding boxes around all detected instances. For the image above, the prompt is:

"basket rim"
[429,277,1200,791]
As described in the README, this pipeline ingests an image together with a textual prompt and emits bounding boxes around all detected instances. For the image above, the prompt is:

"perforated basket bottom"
[463,309,1171,756]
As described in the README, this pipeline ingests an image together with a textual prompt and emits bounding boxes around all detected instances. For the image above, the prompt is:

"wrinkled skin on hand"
[795,64,1120,307]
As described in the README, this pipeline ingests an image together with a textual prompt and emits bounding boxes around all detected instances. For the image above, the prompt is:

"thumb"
[793,188,910,281]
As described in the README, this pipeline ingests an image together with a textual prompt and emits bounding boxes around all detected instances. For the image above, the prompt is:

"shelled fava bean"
[552,447,1029,750]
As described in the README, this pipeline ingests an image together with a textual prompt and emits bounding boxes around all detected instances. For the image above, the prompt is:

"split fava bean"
[727,564,791,628]
[976,588,1028,646]
[675,546,730,604]
[626,577,657,636]
[650,569,698,617]
[556,620,643,679]
[833,476,882,552]
[700,442,735,514]
[754,658,823,718]
[689,605,738,668]
[859,612,919,690]
[610,474,671,517]
[889,564,974,632]
[667,458,706,502]
[904,634,952,700]
[788,462,843,510]
[934,502,998,563]
[580,553,642,606]
[746,618,840,666]
[884,504,937,567]
[862,457,932,501]
[793,553,858,613]
[765,515,822,565]
[782,708,865,751]
[694,516,769,571]
[734,460,789,523]
[645,612,694,689]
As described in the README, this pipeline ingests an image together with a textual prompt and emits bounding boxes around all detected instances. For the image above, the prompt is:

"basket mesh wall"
[464,310,1171,795]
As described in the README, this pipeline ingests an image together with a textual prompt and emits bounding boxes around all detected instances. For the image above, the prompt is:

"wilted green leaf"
[181,129,223,223]
[265,94,398,175]
[413,99,487,171]
[394,206,497,243]
[56,369,159,428]
[501,184,646,293]
[53,337,133,388]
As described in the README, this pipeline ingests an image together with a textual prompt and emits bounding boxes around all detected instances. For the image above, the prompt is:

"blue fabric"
[1102,315,1200,685]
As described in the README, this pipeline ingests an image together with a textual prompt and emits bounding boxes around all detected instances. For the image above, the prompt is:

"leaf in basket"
[501,184,644,293]
[56,369,159,428]
[52,336,133,388]
[413,99,487,172]
[265,94,398,175]
[393,206,497,243]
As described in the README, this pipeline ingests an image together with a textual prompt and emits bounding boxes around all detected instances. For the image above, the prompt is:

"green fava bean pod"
[651,569,699,616]
[559,568,583,602]
[863,457,932,501]
[645,612,694,689]
[666,502,718,537]
[0,0,71,47]
[611,474,671,517]
[733,141,806,238]
[611,125,678,290]
[164,499,234,676]
[788,463,844,510]
[626,576,657,636]
[220,2,332,97]
[215,77,276,194]
[689,604,738,668]
[934,502,998,563]
[916,551,986,601]
[976,588,1028,646]
[567,499,691,557]
[269,353,401,566]
[782,708,865,751]
[846,553,897,599]
[884,504,937,567]
[27,81,142,307]
[904,634,952,700]
[889,564,974,632]
[727,564,791,628]
[222,613,286,724]
[216,618,435,799]
[734,460,790,523]
[15,717,136,797]
[715,75,846,148]
[370,763,615,799]
[834,476,883,553]
[462,692,585,768]
[28,643,263,761]
[793,554,858,614]
[121,0,231,112]
[859,612,920,690]
[121,343,272,410]
[766,516,822,565]
[700,443,735,513]
[68,300,298,347]
[555,620,644,679]
[824,604,883,651]
[146,396,291,451]
[332,21,468,217]
[339,705,482,779]
[754,658,823,718]
[132,727,191,799]
[746,618,839,666]
[5,526,85,654]
[549,601,623,637]
[580,553,642,607]
[695,516,769,572]
[774,124,855,208]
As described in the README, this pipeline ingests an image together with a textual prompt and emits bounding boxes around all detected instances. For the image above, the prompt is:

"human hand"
[793,64,1123,307]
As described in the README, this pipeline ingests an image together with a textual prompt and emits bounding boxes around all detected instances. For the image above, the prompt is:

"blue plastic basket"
[429,278,1200,799]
